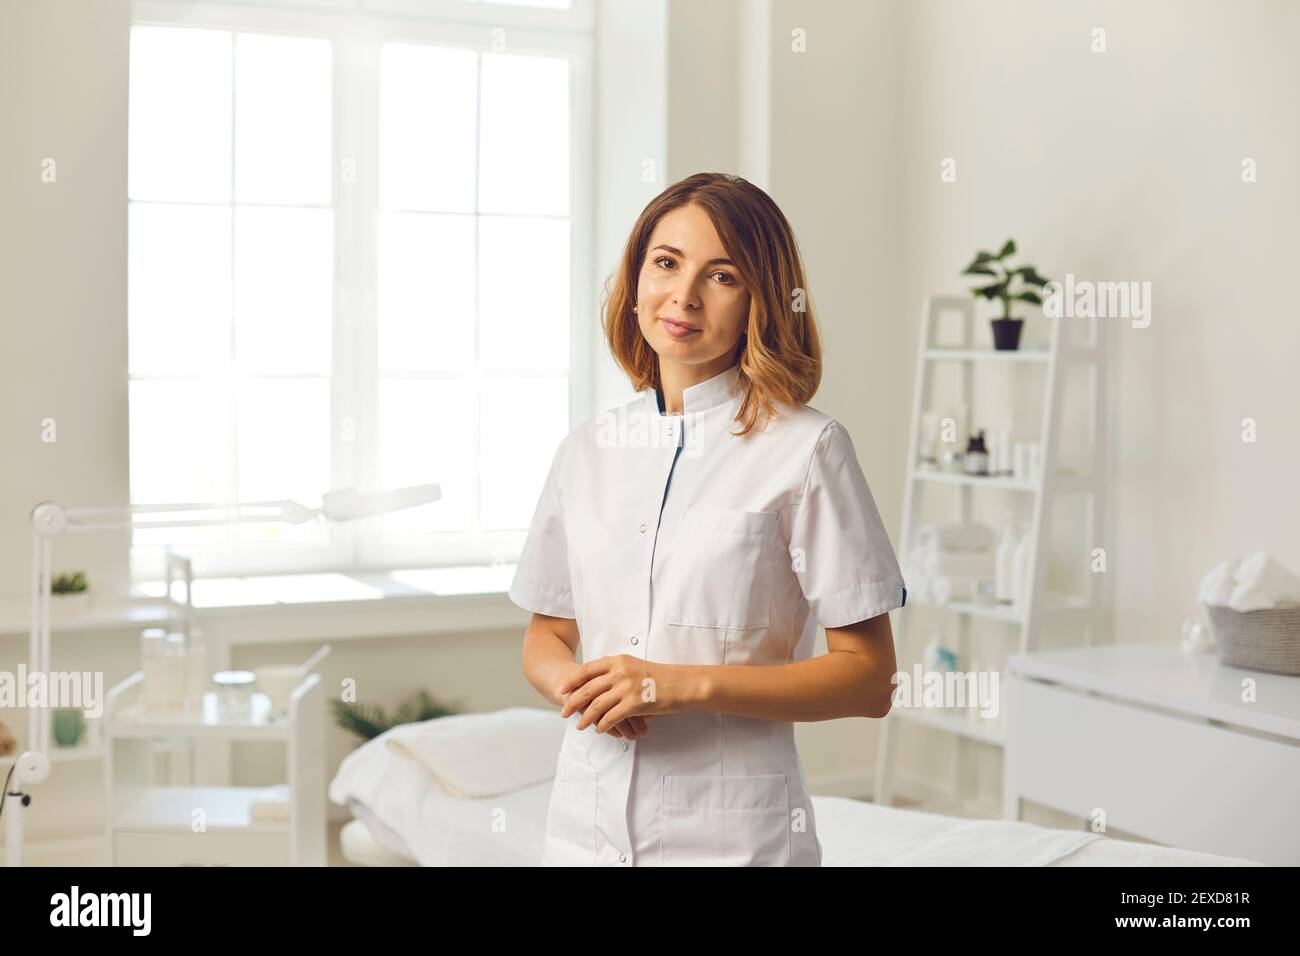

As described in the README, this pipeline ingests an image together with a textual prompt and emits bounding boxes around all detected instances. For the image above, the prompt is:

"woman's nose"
[672,274,701,308]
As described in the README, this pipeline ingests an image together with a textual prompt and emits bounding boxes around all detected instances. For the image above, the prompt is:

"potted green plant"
[50,569,90,616]
[961,240,1051,350]
[333,689,458,743]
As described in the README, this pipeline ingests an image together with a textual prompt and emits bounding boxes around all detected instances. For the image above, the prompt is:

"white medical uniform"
[509,361,906,866]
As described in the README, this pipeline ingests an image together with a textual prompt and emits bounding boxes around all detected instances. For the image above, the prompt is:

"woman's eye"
[652,257,735,286]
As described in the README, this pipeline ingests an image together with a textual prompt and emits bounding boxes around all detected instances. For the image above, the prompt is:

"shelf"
[889,704,1006,747]
[912,469,1038,492]
[109,691,289,742]
[906,593,1095,623]
[114,785,289,833]
[0,743,104,768]
[0,599,181,637]
[908,596,1021,623]
[924,348,1051,363]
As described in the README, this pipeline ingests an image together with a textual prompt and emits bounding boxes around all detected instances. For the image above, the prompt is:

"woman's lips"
[660,317,701,339]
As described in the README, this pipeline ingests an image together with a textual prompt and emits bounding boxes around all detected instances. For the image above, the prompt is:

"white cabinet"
[1004,641,1300,866]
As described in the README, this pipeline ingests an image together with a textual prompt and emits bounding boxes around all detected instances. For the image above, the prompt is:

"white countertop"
[1008,640,1300,741]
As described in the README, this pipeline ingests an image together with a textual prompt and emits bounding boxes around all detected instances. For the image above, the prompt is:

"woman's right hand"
[608,715,652,739]
[558,685,652,739]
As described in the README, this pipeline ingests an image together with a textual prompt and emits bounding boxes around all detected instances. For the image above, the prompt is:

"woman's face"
[635,204,751,368]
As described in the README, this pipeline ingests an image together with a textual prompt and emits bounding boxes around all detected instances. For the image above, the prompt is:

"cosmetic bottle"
[963,430,989,475]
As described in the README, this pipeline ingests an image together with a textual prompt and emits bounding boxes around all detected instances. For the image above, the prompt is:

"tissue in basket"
[1205,604,1300,676]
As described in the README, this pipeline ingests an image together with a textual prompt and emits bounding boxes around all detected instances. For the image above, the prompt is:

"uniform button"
[619,853,628,863]
[630,634,639,645]
[638,522,647,533]
[621,742,630,752]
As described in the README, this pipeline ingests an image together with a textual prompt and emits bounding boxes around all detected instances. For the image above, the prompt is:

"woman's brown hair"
[601,172,822,436]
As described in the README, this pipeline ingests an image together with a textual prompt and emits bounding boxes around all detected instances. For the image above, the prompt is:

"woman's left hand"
[558,655,694,732]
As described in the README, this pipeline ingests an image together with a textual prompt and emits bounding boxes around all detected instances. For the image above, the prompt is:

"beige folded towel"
[249,784,292,822]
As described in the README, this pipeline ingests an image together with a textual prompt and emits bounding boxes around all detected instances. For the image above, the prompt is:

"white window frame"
[127,0,595,582]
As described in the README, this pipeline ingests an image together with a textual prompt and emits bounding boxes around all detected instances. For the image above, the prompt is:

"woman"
[511,172,906,866]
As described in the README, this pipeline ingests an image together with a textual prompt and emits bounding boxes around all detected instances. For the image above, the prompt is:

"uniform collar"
[646,362,743,416]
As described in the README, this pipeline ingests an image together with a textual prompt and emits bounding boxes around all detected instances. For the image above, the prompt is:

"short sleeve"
[789,420,907,628]
[508,448,577,619]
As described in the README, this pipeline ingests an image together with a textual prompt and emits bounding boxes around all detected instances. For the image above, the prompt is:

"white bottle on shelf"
[163,632,188,710]
[140,627,167,710]
[1011,526,1033,607]
[995,516,1015,603]
[187,626,209,714]
[996,417,1013,475]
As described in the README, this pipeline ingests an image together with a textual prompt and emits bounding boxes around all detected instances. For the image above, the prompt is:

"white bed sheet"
[338,778,1261,867]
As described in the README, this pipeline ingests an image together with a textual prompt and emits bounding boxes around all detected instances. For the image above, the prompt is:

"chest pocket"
[665,509,776,631]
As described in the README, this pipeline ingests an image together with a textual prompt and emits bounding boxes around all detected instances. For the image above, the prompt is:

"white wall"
[0,0,132,601]
[897,0,1300,643]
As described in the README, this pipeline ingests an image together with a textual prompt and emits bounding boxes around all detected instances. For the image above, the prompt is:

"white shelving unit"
[874,295,1110,811]
[102,647,329,866]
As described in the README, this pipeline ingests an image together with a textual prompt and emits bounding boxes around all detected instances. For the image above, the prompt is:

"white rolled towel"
[932,574,984,605]
[1227,551,1300,612]
[1197,559,1239,607]
[920,549,996,578]
[915,522,995,554]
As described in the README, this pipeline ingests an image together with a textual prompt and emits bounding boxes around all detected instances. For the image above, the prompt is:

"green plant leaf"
[1016,266,1049,287]
[997,239,1016,259]
[962,264,998,276]
[1014,290,1044,305]
[332,699,391,741]
[972,281,1009,299]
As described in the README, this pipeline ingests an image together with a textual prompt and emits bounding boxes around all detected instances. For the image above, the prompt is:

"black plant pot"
[990,317,1024,351]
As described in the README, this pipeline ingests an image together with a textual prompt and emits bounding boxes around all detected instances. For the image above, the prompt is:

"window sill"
[0,566,527,643]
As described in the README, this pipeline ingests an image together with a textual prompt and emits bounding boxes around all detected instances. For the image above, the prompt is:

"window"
[127,0,594,582]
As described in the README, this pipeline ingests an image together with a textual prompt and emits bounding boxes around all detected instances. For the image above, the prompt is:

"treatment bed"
[329,708,1262,868]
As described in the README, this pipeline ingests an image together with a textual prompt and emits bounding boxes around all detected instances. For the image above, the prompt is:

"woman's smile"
[660,315,701,339]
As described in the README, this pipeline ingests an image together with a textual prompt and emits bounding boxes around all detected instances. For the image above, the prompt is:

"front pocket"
[541,753,598,866]
[665,510,776,630]
[660,773,791,866]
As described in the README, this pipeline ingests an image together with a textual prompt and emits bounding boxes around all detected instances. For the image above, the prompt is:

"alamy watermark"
[595,406,705,458]
[1043,272,1152,328]
[0,666,103,717]
[890,664,1000,719]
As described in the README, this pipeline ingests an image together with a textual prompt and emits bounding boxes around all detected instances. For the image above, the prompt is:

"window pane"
[236,379,331,543]
[235,32,332,205]
[379,43,477,213]
[235,206,334,375]
[462,0,572,8]
[128,204,232,376]
[478,216,569,370]
[129,26,232,203]
[479,53,568,215]
[130,380,231,506]
[379,379,473,534]
[480,376,567,530]
[378,212,475,372]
